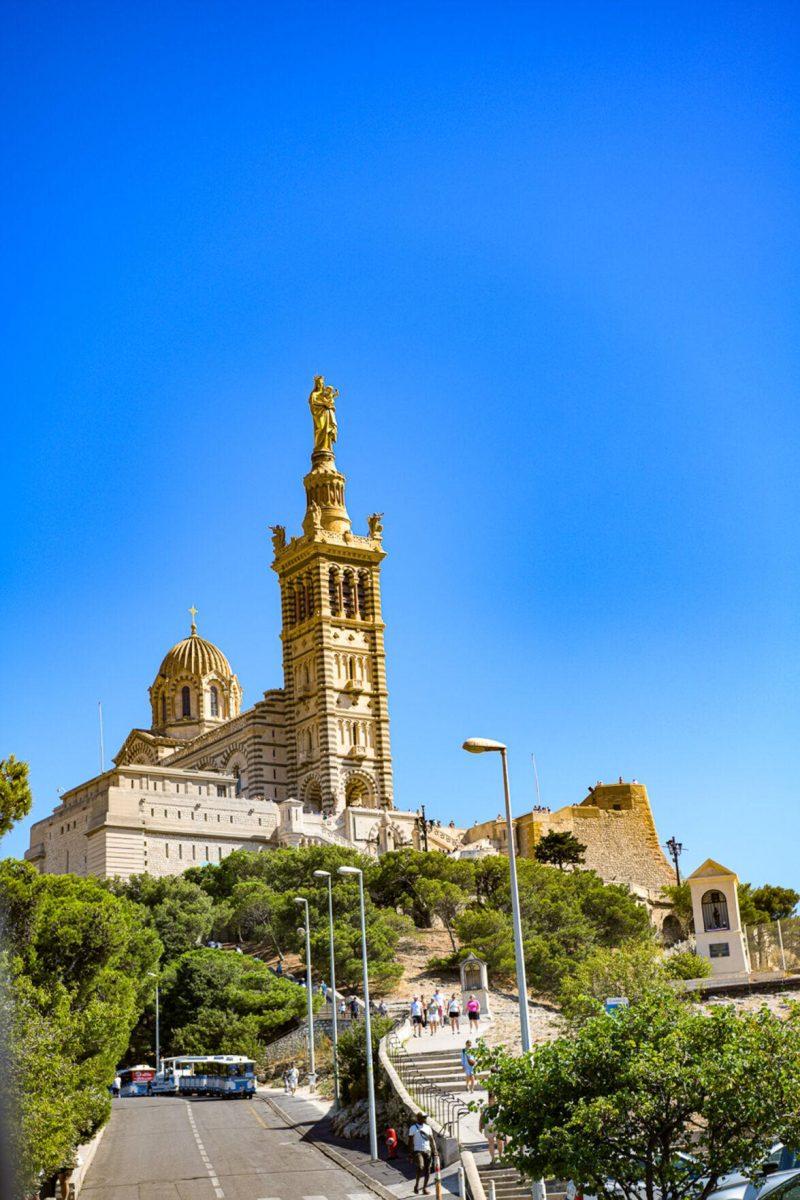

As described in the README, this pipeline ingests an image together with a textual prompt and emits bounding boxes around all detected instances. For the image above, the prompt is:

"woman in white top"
[427,996,440,1035]
[447,993,461,1034]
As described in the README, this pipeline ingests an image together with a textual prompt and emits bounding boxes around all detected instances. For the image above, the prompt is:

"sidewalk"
[258,1085,463,1198]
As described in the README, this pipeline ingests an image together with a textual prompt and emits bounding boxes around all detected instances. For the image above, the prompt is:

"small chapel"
[26,379,462,880]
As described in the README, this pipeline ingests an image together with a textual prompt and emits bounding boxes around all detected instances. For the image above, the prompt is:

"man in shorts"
[410,995,423,1037]
[408,1111,434,1194]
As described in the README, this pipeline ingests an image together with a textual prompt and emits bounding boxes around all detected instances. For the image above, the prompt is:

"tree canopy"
[157,949,308,1064]
[455,856,652,996]
[0,860,161,1193]
[533,830,586,870]
[480,990,800,1200]
[0,756,33,838]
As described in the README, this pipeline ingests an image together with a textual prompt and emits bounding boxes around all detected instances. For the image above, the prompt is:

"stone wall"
[463,781,674,894]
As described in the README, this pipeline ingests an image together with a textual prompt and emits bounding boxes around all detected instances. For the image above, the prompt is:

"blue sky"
[1,2,798,887]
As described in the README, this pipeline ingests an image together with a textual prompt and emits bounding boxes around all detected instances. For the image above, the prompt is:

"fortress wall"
[463,782,674,895]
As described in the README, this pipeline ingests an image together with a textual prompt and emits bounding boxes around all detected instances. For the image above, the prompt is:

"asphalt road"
[81,1095,380,1200]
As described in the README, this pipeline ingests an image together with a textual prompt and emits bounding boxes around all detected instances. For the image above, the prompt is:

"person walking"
[419,994,428,1029]
[408,1111,434,1195]
[480,1092,505,1164]
[410,995,423,1037]
[349,994,360,1020]
[461,1041,478,1093]
[447,993,461,1034]
[432,988,444,1024]
[426,995,440,1036]
[286,1063,299,1096]
[466,993,481,1032]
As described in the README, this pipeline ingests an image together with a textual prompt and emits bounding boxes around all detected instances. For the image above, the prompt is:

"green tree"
[186,846,407,993]
[455,857,651,997]
[336,1014,394,1103]
[158,948,307,1064]
[480,991,800,1200]
[368,848,474,927]
[109,874,215,961]
[414,878,470,952]
[559,942,708,1024]
[663,882,694,931]
[749,884,799,922]
[533,830,586,870]
[0,861,161,1193]
[0,756,32,837]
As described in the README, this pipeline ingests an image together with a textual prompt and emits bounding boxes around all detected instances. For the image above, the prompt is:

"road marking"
[348,1194,376,1200]
[248,1102,270,1129]
[304,1195,330,1200]
[184,1101,226,1199]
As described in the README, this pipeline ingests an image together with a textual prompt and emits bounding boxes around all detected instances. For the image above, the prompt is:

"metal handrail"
[386,1029,470,1141]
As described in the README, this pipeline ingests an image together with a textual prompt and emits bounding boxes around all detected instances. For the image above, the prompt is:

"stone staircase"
[404,1044,467,1088]
[476,1164,567,1200]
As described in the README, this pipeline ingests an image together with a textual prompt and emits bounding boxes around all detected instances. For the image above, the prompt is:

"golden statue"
[309,375,339,454]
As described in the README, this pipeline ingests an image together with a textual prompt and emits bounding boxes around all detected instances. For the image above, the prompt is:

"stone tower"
[270,378,394,814]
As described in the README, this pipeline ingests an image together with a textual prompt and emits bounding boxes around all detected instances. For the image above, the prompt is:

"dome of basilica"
[156,628,235,681]
[149,612,242,738]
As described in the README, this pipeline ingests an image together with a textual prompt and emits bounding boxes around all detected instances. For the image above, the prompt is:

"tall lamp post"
[665,837,684,887]
[416,804,433,852]
[313,869,340,1110]
[462,737,531,1053]
[147,971,160,1073]
[337,865,379,1161]
[294,897,316,1091]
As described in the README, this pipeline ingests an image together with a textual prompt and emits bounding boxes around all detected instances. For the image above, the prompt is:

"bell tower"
[270,377,394,814]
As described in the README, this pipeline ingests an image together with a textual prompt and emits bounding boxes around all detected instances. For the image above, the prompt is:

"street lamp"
[313,869,340,1109]
[337,865,378,1161]
[462,737,531,1053]
[294,897,316,1091]
[665,836,684,887]
[416,804,433,852]
[147,971,160,1073]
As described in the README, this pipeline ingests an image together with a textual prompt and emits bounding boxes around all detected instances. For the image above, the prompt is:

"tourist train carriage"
[118,1065,156,1097]
[176,1055,256,1098]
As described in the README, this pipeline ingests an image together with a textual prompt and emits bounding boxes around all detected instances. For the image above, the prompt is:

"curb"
[260,1094,399,1200]
[73,1120,107,1197]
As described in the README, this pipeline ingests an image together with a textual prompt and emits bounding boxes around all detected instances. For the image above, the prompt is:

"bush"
[663,949,711,980]
[336,1014,394,1103]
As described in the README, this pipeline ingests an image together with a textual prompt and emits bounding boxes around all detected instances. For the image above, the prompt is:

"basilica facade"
[26,380,462,880]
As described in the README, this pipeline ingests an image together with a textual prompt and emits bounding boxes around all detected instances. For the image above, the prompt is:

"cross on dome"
[189,605,198,635]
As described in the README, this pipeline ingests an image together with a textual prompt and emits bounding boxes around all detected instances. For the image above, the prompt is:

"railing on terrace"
[384,1026,471,1143]
[745,916,800,973]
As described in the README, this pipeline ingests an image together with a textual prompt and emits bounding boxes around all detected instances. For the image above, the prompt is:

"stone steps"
[477,1165,566,1200]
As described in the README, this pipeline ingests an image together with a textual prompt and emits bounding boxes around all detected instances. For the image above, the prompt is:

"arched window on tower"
[306,574,315,616]
[357,571,370,619]
[209,686,219,717]
[342,571,355,618]
[160,695,167,725]
[233,765,242,796]
[286,583,297,627]
[181,686,191,717]
[298,580,307,622]
[329,567,340,615]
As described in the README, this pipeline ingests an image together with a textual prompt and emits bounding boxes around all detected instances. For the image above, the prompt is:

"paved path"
[260,1087,463,1198]
[81,1094,395,1200]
